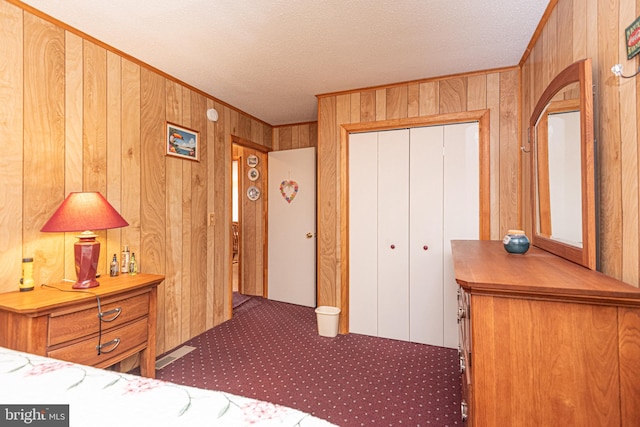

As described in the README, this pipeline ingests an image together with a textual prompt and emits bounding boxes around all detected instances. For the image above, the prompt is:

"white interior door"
[409,126,445,345]
[268,147,316,307]
[377,129,410,341]
[349,132,379,336]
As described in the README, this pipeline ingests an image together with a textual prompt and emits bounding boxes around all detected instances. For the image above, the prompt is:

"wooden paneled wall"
[0,0,272,355]
[316,70,520,310]
[521,0,640,287]
[272,122,318,150]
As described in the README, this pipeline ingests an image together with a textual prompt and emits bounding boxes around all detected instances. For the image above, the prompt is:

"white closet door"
[443,122,479,349]
[377,129,410,341]
[349,132,379,337]
[409,126,444,345]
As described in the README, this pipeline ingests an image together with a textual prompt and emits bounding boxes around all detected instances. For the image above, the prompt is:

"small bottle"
[110,254,119,277]
[129,252,137,275]
[20,257,35,292]
[121,245,130,274]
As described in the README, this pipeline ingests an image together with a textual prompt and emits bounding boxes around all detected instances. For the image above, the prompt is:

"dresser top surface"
[0,273,164,314]
[451,240,640,304]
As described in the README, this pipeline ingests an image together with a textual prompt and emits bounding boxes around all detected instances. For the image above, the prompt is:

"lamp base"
[74,234,100,289]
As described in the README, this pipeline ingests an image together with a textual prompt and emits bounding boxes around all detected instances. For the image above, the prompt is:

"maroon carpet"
[152,296,462,426]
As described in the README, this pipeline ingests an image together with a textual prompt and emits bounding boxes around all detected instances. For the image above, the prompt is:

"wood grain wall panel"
[360,90,376,122]
[63,32,83,280]
[106,51,123,272]
[557,0,574,69]
[164,81,183,350]
[23,13,65,285]
[375,88,386,121]
[487,73,501,240]
[386,86,408,119]
[467,75,487,111]
[190,92,208,337]
[407,83,420,117]
[419,81,439,116]
[619,0,639,285]
[439,78,466,114]
[0,1,22,292]
[499,70,519,233]
[140,68,167,352]
[210,100,229,327]
[180,91,193,343]
[318,96,338,306]
[279,126,293,150]
[597,0,622,278]
[573,0,587,62]
[83,41,109,275]
[121,58,141,279]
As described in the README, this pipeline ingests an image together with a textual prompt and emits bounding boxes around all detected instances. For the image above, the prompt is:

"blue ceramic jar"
[503,229,530,254]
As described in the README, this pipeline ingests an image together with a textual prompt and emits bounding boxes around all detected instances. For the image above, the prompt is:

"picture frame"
[166,122,199,161]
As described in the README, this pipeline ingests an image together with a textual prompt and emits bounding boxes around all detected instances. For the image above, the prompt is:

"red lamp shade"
[41,192,129,289]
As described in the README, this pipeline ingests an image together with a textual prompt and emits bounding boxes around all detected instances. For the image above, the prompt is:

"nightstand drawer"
[48,317,148,367]
[48,293,149,346]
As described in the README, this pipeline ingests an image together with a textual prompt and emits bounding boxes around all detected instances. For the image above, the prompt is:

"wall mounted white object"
[206,108,219,122]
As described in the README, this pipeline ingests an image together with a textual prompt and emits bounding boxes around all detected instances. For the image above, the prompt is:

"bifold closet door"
[409,126,444,345]
[348,131,379,337]
[377,129,410,341]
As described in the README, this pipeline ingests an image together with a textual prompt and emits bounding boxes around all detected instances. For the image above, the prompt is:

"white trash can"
[315,306,341,337]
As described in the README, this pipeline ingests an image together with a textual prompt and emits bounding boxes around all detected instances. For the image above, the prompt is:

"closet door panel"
[377,129,410,341]
[409,126,444,345]
[443,122,480,348]
[348,132,379,337]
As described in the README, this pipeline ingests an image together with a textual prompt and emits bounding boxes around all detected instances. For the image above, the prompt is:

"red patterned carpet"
[151,296,462,426]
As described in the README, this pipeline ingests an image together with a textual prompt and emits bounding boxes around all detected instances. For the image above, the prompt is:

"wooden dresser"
[451,240,640,426]
[0,273,163,378]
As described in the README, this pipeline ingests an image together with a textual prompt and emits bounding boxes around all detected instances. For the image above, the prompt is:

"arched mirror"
[529,58,596,269]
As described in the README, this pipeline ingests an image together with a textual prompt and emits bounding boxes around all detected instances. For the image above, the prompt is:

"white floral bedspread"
[0,346,336,427]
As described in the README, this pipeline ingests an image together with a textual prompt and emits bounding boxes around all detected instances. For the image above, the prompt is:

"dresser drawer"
[48,317,148,367]
[48,293,149,346]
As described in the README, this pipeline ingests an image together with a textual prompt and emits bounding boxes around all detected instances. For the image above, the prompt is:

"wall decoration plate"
[248,168,260,181]
[247,155,259,167]
[247,185,261,201]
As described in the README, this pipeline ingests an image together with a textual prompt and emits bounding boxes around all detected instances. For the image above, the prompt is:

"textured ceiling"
[20,0,549,125]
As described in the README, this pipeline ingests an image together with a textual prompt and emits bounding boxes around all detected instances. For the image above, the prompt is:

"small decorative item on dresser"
[503,229,530,254]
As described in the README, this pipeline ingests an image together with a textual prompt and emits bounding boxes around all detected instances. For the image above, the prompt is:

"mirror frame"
[529,58,596,269]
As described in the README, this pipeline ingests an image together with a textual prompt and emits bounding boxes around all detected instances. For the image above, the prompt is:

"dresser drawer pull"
[96,338,121,354]
[461,401,468,422]
[98,307,122,322]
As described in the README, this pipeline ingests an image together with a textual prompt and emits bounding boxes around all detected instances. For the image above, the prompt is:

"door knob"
[390,244,395,249]
[423,245,429,251]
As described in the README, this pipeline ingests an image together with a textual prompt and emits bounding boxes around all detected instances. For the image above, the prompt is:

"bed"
[0,346,335,426]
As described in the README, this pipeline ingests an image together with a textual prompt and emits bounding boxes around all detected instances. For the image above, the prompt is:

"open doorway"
[232,157,240,294]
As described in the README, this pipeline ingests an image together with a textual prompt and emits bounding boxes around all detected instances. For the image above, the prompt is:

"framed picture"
[166,122,199,161]
[247,155,259,167]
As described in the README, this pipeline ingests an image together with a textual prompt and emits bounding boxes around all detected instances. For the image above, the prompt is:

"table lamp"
[41,192,129,289]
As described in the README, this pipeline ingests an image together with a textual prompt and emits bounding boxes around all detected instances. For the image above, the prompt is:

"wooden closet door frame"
[339,110,491,334]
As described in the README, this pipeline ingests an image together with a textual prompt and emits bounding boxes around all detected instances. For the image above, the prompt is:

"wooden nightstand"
[0,273,163,378]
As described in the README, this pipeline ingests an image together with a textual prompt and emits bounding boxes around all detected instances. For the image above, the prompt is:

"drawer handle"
[97,338,121,354]
[461,401,468,422]
[98,307,122,322]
